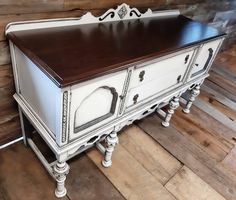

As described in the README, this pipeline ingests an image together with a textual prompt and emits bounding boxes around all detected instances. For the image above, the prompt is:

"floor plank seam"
[135,121,184,167]
[194,99,236,132]
[211,67,236,84]
[66,194,72,200]
[163,185,180,200]
[85,150,127,200]
[118,132,183,186]
[207,78,236,98]
[87,138,179,200]
[137,116,236,199]
[204,83,236,104]
[163,165,185,187]
[174,107,233,157]
[201,84,236,111]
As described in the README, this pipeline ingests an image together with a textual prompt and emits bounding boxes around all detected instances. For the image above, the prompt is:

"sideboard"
[6,3,226,198]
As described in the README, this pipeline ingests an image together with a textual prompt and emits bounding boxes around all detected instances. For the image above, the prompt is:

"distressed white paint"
[15,48,61,136]
[126,49,195,107]
[130,49,194,88]
[74,88,113,128]
[70,70,126,141]
[189,39,222,78]
[6,3,225,198]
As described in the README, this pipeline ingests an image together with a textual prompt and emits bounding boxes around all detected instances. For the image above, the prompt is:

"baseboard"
[0,137,23,150]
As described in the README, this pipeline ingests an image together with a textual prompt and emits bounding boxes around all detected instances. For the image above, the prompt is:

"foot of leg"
[162,96,179,127]
[102,131,118,168]
[182,85,200,114]
[53,161,69,198]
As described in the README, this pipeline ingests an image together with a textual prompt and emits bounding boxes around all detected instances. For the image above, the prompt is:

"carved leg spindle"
[102,131,118,168]
[183,85,200,114]
[162,96,180,127]
[53,161,70,198]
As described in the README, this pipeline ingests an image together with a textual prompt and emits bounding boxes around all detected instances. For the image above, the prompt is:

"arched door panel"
[69,71,127,141]
[74,86,118,132]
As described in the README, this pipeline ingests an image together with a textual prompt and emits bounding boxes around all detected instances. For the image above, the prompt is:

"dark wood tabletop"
[7,15,225,88]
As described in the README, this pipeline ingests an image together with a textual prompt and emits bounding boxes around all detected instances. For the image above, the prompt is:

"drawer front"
[190,39,222,78]
[126,76,177,107]
[130,50,194,88]
[69,70,127,141]
[126,50,194,108]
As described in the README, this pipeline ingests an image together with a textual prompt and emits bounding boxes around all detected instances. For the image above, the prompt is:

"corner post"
[102,131,118,168]
[183,85,200,114]
[162,96,180,127]
[53,161,70,198]
[18,107,34,146]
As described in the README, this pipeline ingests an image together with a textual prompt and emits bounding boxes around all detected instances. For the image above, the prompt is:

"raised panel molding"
[74,86,118,133]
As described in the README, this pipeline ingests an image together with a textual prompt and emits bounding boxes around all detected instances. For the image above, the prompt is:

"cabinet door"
[126,50,194,108]
[69,71,126,141]
[190,39,222,78]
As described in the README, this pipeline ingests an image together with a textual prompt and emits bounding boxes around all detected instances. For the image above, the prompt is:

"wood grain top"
[7,15,225,88]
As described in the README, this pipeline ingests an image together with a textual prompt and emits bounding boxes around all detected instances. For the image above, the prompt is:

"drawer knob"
[133,94,139,104]
[177,75,182,83]
[139,70,145,82]
[185,55,190,64]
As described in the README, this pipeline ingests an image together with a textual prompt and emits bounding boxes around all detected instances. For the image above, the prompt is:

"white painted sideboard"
[6,3,225,198]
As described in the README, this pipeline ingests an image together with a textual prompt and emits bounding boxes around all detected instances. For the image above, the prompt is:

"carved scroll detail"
[96,3,152,22]
[99,11,115,21]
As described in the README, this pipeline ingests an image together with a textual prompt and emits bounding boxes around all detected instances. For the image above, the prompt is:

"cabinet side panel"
[14,46,61,137]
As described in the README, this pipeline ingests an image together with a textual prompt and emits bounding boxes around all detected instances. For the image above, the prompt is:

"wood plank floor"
[0,44,236,200]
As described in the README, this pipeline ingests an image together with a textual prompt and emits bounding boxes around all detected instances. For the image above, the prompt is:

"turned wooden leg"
[102,131,118,168]
[53,161,70,198]
[162,96,180,127]
[183,85,200,114]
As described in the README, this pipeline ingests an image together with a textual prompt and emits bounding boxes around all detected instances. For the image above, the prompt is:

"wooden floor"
[0,44,236,200]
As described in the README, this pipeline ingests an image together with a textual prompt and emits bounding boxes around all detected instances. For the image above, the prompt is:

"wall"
[0,0,236,145]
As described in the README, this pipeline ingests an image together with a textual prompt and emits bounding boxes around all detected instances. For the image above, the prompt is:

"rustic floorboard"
[212,66,236,85]
[215,44,236,74]
[119,125,182,185]
[179,104,236,145]
[87,138,177,200]
[194,99,236,132]
[204,79,236,103]
[0,141,124,200]
[0,142,68,200]
[208,70,236,96]
[172,109,230,162]
[165,166,226,200]
[67,154,125,200]
[219,146,236,177]
[201,82,236,111]
[199,91,236,121]
[0,115,21,146]
[137,114,236,200]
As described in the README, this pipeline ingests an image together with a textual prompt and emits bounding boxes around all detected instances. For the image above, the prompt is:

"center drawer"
[126,49,195,108]
[130,49,195,88]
